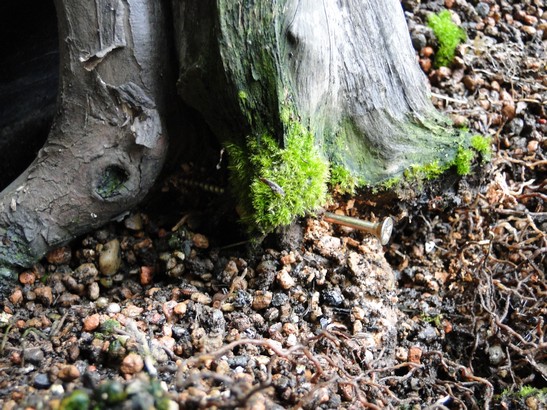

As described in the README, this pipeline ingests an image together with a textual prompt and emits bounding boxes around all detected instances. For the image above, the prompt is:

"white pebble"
[106,303,121,314]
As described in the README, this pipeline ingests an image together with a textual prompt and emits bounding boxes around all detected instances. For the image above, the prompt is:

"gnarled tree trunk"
[0,0,175,276]
[0,0,471,275]
[172,0,468,232]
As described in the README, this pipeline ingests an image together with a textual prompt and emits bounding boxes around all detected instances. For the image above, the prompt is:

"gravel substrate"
[1,0,546,409]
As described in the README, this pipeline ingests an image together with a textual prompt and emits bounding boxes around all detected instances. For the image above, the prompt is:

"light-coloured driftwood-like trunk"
[172,0,465,232]
[1,0,470,273]
[0,0,174,277]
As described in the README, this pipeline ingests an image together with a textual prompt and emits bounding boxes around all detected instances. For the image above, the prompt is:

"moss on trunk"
[173,0,485,233]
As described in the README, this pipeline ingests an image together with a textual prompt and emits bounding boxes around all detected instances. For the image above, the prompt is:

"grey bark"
[0,0,174,275]
[0,0,463,274]
[173,0,457,183]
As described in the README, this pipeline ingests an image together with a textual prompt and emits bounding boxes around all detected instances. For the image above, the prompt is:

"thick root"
[0,0,175,275]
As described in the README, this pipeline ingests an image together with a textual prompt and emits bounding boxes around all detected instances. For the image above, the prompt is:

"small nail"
[323,213,394,245]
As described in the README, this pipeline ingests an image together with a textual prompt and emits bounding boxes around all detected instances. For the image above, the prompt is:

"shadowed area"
[0,0,59,190]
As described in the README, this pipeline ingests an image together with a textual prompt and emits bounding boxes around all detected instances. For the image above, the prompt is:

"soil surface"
[1,1,546,409]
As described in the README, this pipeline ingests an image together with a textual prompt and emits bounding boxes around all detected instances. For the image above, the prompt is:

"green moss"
[427,10,467,67]
[227,112,329,234]
[381,176,402,190]
[99,319,121,335]
[404,160,449,181]
[330,164,359,195]
[0,226,36,271]
[96,166,129,199]
[515,385,547,399]
[470,134,492,161]
[454,145,475,175]
[95,381,127,405]
[498,385,547,403]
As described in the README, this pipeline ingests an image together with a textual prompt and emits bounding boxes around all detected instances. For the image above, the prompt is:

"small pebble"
[322,289,344,307]
[122,305,144,318]
[99,239,121,276]
[276,269,296,290]
[271,293,289,307]
[527,140,539,153]
[501,102,516,120]
[140,266,154,286]
[57,365,80,382]
[95,297,109,309]
[34,373,51,389]
[191,292,212,305]
[252,291,273,310]
[34,286,53,307]
[411,33,427,51]
[521,26,536,36]
[88,282,100,300]
[9,289,23,305]
[46,246,72,265]
[57,293,81,307]
[488,345,505,365]
[408,346,422,364]
[174,302,188,316]
[73,263,99,284]
[24,348,44,364]
[83,314,101,332]
[120,352,144,375]
[192,233,209,249]
[418,325,438,343]
[451,114,468,127]
[124,213,143,230]
[19,271,36,285]
[162,300,178,321]
[106,303,121,314]
[475,2,490,18]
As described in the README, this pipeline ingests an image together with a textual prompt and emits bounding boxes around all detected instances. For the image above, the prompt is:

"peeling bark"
[0,0,175,275]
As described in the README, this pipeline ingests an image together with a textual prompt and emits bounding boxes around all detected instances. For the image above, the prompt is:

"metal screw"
[323,212,394,245]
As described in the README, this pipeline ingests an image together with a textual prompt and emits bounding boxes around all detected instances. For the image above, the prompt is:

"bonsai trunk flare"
[0,0,173,276]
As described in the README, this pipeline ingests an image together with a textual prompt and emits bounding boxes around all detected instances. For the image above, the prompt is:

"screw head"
[378,217,394,245]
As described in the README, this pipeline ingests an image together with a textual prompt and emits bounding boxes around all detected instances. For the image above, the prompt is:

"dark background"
[0,1,59,190]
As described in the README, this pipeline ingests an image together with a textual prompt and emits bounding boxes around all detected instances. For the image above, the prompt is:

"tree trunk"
[0,0,175,276]
[0,0,474,274]
[172,0,470,232]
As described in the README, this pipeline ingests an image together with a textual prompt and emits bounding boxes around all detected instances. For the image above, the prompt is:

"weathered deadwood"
[0,0,175,276]
[0,0,473,273]
[173,0,460,182]
[172,0,468,233]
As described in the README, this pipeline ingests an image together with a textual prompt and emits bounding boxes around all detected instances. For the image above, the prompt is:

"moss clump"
[470,134,492,161]
[498,385,547,405]
[227,115,329,234]
[427,10,466,67]
[381,176,402,190]
[330,164,359,195]
[404,160,448,181]
[454,145,475,175]
[99,319,121,335]
[59,390,90,410]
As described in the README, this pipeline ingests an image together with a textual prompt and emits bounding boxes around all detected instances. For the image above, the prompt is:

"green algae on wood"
[173,1,488,234]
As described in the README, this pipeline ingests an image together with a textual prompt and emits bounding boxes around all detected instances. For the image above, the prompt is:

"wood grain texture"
[173,0,459,184]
